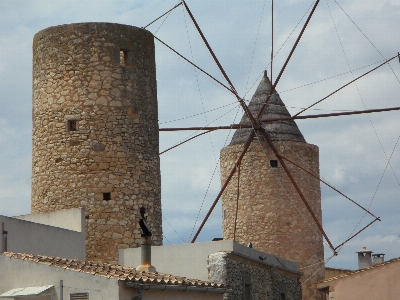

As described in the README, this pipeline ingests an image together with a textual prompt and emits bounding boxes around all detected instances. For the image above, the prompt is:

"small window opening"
[67,120,78,132]
[280,293,286,300]
[103,192,111,201]
[270,160,278,168]
[120,49,129,66]
[244,283,251,300]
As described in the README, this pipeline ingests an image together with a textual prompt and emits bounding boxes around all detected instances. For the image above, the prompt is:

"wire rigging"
[187,127,236,243]
[159,102,236,125]
[293,55,398,117]
[245,0,268,92]
[325,0,400,250]
[337,133,400,252]
[333,0,400,85]
[159,102,241,154]
[181,4,218,164]
[154,0,397,254]
[163,217,186,243]
[252,129,334,252]
[143,1,182,29]
[279,59,387,94]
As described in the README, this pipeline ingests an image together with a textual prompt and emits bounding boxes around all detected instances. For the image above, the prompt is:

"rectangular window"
[70,293,89,300]
[120,49,129,66]
[281,293,286,300]
[67,120,78,132]
[270,160,278,168]
[103,192,111,201]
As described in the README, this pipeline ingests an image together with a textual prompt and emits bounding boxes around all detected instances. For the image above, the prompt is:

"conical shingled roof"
[229,71,306,145]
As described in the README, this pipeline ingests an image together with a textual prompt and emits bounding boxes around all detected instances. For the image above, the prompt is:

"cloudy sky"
[1,0,400,270]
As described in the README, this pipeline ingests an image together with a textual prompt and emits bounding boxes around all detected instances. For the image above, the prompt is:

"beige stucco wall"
[119,240,298,281]
[319,260,400,300]
[0,215,85,260]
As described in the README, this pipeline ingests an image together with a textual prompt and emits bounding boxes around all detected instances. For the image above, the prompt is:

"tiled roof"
[320,257,400,284]
[1,252,226,289]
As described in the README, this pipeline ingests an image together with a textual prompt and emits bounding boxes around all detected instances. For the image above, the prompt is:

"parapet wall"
[15,208,85,232]
[0,215,85,260]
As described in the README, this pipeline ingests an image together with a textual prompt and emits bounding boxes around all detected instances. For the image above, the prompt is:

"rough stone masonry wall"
[208,251,301,300]
[220,141,324,300]
[32,23,162,264]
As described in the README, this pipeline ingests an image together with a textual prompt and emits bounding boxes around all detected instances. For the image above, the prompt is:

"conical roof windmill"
[146,1,398,299]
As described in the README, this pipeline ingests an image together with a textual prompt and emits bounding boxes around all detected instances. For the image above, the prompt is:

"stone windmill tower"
[220,71,324,300]
[31,23,162,264]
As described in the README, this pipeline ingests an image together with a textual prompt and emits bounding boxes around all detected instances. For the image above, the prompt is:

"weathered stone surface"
[209,252,302,300]
[31,23,162,264]
[220,141,325,300]
[220,72,324,300]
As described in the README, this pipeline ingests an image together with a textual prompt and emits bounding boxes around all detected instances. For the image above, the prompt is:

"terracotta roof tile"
[1,252,227,289]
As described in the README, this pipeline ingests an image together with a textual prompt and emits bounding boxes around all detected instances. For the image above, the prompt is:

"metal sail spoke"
[256,0,321,119]
[182,0,257,126]
[154,36,234,93]
[293,55,398,117]
[191,131,256,243]
[334,219,380,251]
[278,153,380,219]
[142,2,183,29]
[159,105,400,133]
[257,127,336,253]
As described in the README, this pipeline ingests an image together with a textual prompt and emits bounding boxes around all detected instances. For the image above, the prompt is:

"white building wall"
[0,255,224,300]
[0,214,85,260]
[0,256,119,300]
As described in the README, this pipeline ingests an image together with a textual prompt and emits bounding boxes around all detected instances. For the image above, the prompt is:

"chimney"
[136,235,156,272]
[136,206,156,273]
[372,253,385,265]
[356,247,372,269]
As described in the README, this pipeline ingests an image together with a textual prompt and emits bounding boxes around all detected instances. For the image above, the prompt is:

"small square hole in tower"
[270,160,278,168]
[67,120,77,132]
[103,192,111,201]
[120,49,129,66]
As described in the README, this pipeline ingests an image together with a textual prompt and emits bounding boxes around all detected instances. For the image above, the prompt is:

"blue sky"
[1,0,400,271]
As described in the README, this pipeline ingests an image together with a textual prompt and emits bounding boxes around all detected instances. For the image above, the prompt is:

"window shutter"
[70,293,89,300]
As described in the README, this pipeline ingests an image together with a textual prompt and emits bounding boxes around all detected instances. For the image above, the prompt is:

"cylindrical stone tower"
[32,23,162,264]
[220,72,324,300]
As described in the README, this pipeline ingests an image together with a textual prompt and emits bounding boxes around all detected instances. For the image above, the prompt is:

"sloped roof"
[230,71,306,145]
[1,252,226,289]
[319,257,400,285]
[0,285,54,298]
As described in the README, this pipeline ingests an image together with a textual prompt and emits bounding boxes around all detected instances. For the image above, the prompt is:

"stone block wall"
[208,251,301,300]
[220,141,324,300]
[31,23,162,264]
